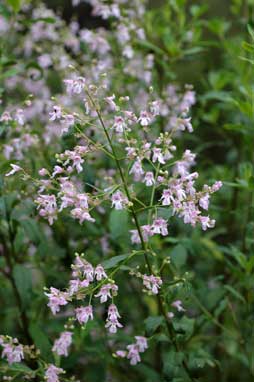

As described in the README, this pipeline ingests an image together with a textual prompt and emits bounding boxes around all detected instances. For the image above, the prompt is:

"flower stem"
[87,93,195,381]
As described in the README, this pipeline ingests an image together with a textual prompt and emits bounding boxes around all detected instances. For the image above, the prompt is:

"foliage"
[0,0,254,381]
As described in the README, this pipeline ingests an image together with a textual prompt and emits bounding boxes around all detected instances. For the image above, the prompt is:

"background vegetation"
[0,0,254,381]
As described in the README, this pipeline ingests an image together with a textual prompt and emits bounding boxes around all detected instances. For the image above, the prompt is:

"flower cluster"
[52,331,73,357]
[0,337,24,365]
[45,364,64,382]
[116,336,148,366]
[143,274,163,295]
[167,300,186,319]
[45,254,122,336]
[0,0,224,380]
[105,304,123,334]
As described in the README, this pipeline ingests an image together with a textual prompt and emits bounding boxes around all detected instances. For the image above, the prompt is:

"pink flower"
[68,279,80,296]
[71,208,95,224]
[152,148,165,164]
[64,76,86,94]
[105,316,123,334]
[75,305,93,324]
[39,168,48,176]
[199,194,210,210]
[35,194,58,225]
[123,45,134,59]
[95,283,118,303]
[49,106,62,121]
[0,111,12,122]
[123,110,138,124]
[135,336,148,353]
[45,287,68,315]
[52,331,72,357]
[138,111,152,126]
[111,191,128,210]
[94,264,107,281]
[107,304,121,320]
[179,201,200,226]
[116,350,127,358]
[112,116,127,134]
[52,165,64,178]
[1,343,24,364]
[60,114,75,134]
[130,229,140,244]
[116,335,148,365]
[161,189,173,205]
[129,158,144,181]
[130,225,153,244]
[199,216,215,231]
[212,181,223,192]
[38,53,52,69]
[105,304,123,333]
[5,164,22,177]
[152,218,168,236]
[126,344,141,365]
[167,312,175,319]
[150,100,161,116]
[83,261,94,281]
[76,193,89,209]
[172,300,185,312]
[178,117,193,133]
[105,94,118,111]
[143,274,162,294]
[173,150,195,176]
[143,171,155,186]
[15,109,25,125]
[45,364,64,382]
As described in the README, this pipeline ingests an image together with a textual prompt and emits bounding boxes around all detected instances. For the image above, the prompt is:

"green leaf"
[7,0,21,12]
[242,41,254,53]
[0,4,12,18]
[170,244,187,268]
[22,17,56,25]
[0,361,35,377]
[174,316,195,338]
[29,322,52,361]
[224,285,245,303]
[145,316,164,335]
[102,254,129,270]
[135,38,166,57]
[25,61,44,80]
[248,176,254,190]
[163,350,185,378]
[14,226,25,253]
[247,24,254,41]
[184,46,206,56]
[13,264,32,308]
[109,210,129,240]
[20,218,43,244]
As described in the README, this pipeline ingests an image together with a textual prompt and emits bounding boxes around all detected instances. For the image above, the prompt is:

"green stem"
[86,91,194,381]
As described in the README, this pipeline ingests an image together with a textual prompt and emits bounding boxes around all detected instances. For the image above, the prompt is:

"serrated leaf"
[174,316,195,338]
[145,316,164,335]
